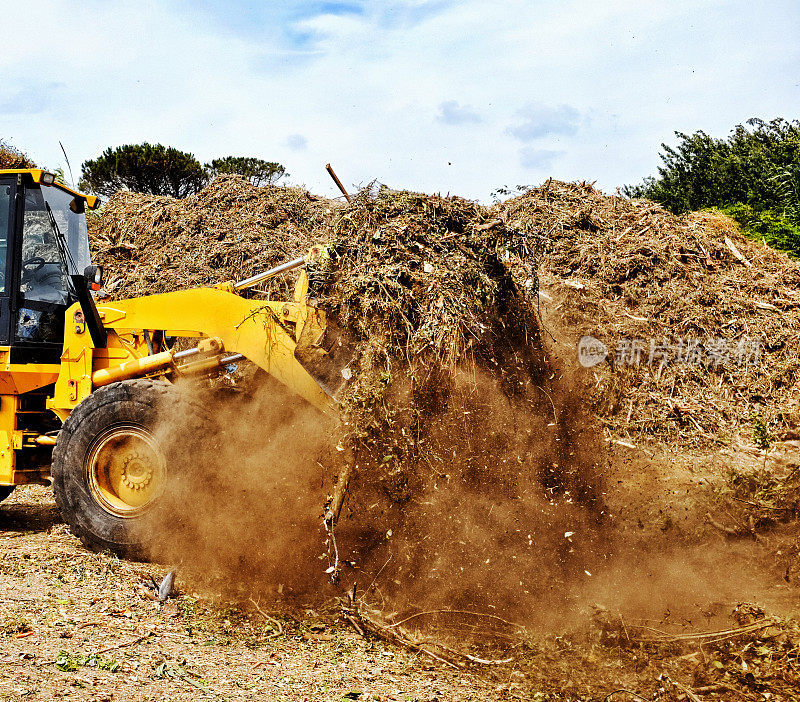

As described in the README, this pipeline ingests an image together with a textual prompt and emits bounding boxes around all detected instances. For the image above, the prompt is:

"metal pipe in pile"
[233,257,306,292]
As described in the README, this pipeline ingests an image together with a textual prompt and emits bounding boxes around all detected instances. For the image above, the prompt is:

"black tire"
[0,486,14,503]
[52,379,211,558]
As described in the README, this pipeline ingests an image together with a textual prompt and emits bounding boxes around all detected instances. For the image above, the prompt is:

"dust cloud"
[138,363,786,638]
[140,373,339,602]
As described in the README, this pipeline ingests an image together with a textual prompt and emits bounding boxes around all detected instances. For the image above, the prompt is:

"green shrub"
[718,202,800,260]
[625,117,800,217]
[205,156,286,186]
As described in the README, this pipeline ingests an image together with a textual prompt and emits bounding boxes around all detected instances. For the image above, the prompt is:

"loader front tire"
[52,379,209,559]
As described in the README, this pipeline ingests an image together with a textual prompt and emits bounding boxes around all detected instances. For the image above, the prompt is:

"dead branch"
[249,598,284,639]
[385,609,524,632]
[341,600,520,669]
[705,512,739,536]
[324,459,355,526]
[629,617,778,644]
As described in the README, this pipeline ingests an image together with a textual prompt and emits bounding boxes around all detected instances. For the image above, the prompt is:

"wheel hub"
[86,424,165,518]
[120,452,154,491]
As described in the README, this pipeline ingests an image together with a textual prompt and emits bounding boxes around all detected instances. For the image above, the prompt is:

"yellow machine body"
[0,169,100,209]
[0,271,335,487]
[54,281,333,413]
[0,168,336,496]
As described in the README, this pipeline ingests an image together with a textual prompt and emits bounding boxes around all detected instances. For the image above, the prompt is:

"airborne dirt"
[0,176,798,700]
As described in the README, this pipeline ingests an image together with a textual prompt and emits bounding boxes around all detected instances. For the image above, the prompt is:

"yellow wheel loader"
[0,169,339,556]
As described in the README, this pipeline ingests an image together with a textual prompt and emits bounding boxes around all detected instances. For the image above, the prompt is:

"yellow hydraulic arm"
[51,281,335,418]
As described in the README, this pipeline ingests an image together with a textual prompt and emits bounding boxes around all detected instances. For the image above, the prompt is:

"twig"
[95,632,154,655]
[724,236,752,267]
[705,512,738,536]
[325,163,351,202]
[344,614,364,636]
[344,602,520,670]
[620,613,630,643]
[464,654,513,665]
[730,496,792,511]
[416,645,462,669]
[249,599,284,639]
[361,555,392,600]
[324,460,355,527]
[324,518,340,580]
[386,609,524,632]
[475,219,502,231]
[323,459,354,582]
[629,617,777,643]
[536,385,558,424]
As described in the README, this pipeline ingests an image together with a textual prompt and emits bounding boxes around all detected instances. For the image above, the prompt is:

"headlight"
[40,171,56,185]
[84,265,104,289]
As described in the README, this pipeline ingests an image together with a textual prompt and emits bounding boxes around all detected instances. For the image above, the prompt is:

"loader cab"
[0,170,99,363]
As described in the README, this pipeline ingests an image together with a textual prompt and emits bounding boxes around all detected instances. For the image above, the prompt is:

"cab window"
[16,186,70,344]
[0,182,11,294]
[19,186,69,305]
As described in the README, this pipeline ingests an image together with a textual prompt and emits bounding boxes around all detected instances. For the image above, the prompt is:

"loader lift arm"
[48,265,342,557]
[52,284,336,418]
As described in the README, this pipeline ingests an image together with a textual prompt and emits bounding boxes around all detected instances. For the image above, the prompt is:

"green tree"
[205,156,287,186]
[626,118,800,258]
[80,143,207,198]
[624,118,800,218]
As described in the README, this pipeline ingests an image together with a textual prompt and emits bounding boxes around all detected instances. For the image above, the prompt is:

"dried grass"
[0,140,35,169]
[495,180,800,446]
[89,175,338,299]
[89,176,800,449]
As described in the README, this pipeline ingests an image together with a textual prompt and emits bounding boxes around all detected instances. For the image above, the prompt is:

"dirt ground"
[0,487,499,702]
[1,431,798,702]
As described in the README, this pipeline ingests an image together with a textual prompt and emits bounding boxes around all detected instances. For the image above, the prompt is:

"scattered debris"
[141,570,177,602]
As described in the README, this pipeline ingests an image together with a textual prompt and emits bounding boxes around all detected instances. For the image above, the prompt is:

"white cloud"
[0,0,798,201]
[286,134,308,151]
[506,103,581,141]
[437,100,482,125]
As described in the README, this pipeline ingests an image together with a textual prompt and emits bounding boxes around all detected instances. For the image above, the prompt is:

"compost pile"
[314,186,551,469]
[92,179,603,632]
[0,140,34,169]
[89,174,800,450]
[89,175,336,298]
[495,180,800,448]
[312,185,603,622]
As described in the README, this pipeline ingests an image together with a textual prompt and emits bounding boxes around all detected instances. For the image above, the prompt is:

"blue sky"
[1,0,798,201]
